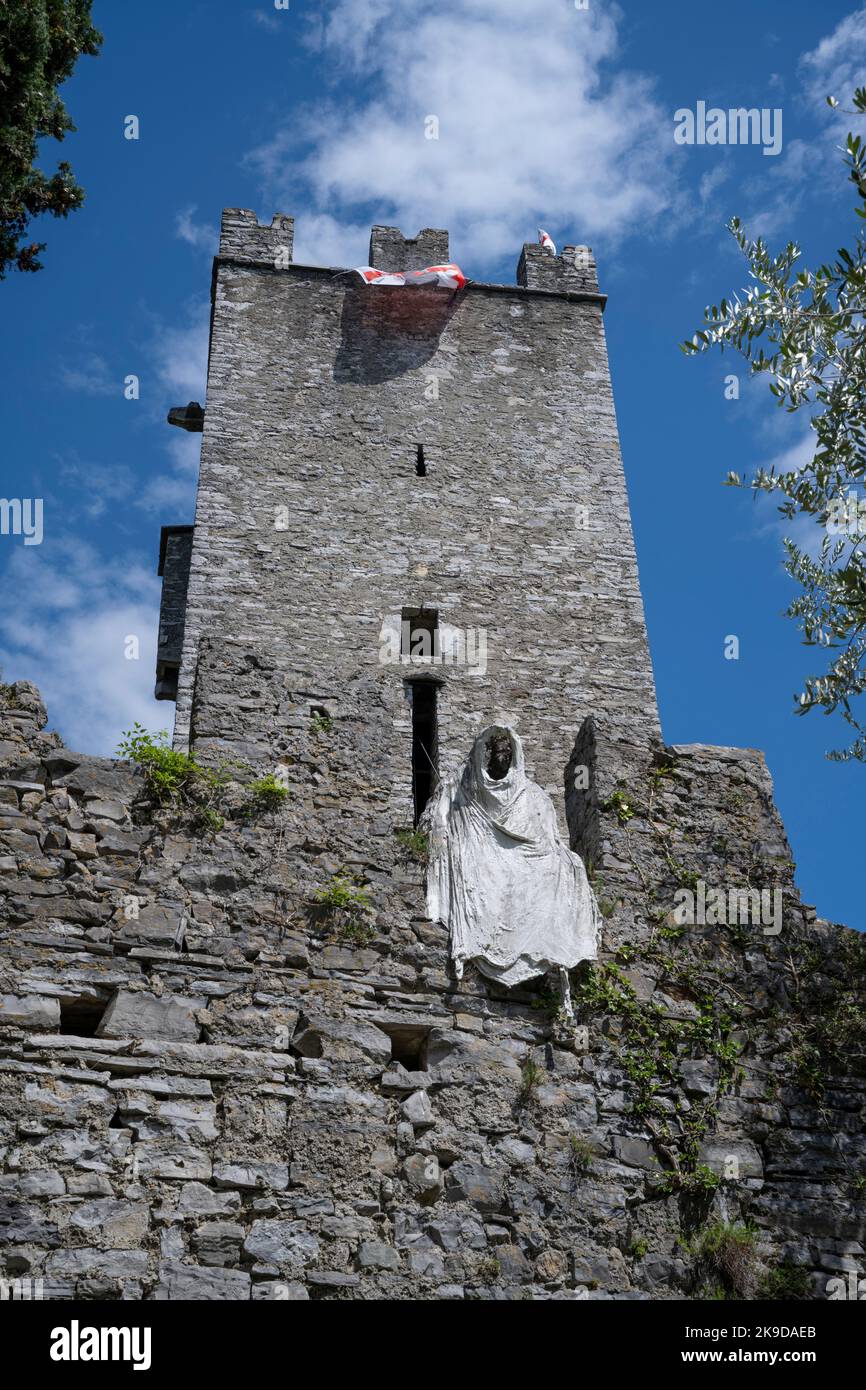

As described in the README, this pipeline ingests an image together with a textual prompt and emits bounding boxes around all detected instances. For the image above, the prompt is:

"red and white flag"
[404,263,466,289]
[538,228,556,255]
[353,263,466,290]
[353,267,407,286]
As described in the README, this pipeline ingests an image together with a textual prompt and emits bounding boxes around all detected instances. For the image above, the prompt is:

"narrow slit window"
[415,444,427,477]
[408,679,438,824]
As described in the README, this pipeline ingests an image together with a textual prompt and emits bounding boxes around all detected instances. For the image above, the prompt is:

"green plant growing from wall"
[568,1135,595,1176]
[311,711,333,734]
[247,773,289,812]
[783,929,866,1104]
[572,955,742,1193]
[648,757,678,784]
[604,789,635,824]
[477,1257,501,1284]
[517,1057,543,1106]
[117,724,230,832]
[657,1161,721,1198]
[313,872,374,945]
[118,725,288,833]
[687,1221,760,1300]
[756,1261,812,1300]
[0,672,18,707]
[395,828,429,864]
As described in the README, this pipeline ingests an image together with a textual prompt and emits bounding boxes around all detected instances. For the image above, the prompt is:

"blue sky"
[0,0,863,929]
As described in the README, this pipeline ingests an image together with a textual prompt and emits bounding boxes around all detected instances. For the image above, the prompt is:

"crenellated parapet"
[218,207,295,265]
[214,209,601,299]
[367,225,450,272]
[517,241,599,294]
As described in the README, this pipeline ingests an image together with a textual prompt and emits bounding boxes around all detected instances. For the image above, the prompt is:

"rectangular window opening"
[59,997,108,1038]
[401,606,438,659]
[155,660,179,702]
[378,1023,430,1072]
[415,444,427,477]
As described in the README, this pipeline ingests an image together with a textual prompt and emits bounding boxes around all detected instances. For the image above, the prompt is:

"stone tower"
[0,210,862,1304]
[158,209,660,821]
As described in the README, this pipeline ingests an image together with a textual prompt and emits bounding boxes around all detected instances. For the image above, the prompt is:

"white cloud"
[738,137,823,239]
[163,430,202,477]
[57,455,135,519]
[133,306,207,518]
[698,162,731,213]
[59,352,117,397]
[247,0,681,269]
[758,432,817,479]
[800,5,866,106]
[151,302,210,403]
[137,431,200,516]
[175,205,219,256]
[53,308,206,527]
[291,211,371,270]
[0,540,167,756]
[743,431,833,563]
[703,8,866,240]
[252,8,284,34]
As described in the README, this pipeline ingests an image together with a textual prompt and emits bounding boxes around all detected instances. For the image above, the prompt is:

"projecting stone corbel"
[167,401,205,432]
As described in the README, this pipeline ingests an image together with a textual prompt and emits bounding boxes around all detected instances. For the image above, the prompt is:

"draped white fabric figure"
[421,725,600,986]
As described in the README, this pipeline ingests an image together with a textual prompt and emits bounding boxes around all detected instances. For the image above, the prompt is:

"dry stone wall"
[1,676,863,1301]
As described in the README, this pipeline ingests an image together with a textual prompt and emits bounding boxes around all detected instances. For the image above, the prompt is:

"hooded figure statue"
[421,724,600,987]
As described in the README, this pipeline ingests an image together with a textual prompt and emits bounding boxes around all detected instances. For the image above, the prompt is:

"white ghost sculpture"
[421,724,600,986]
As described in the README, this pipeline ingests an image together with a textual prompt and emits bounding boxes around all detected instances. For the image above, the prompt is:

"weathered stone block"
[401,1090,434,1129]
[0,994,60,1029]
[68,1199,149,1247]
[213,1162,289,1192]
[193,1222,245,1266]
[242,1220,319,1267]
[97,989,203,1042]
[176,1182,241,1218]
[292,1014,391,1064]
[134,1143,212,1182]
[445,1162,506,1213]
[153,1262,251,1301]
[403,1152,444,1205]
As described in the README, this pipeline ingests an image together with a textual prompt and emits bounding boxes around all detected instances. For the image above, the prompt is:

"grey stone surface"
[152,1261,251,1300]
[242,1220,319,1267]
[0,994,60,1029]
[97,990,203,1042]
[357,1239,400,1271]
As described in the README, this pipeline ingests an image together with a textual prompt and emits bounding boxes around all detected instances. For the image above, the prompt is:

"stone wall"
[1,677,863,1301]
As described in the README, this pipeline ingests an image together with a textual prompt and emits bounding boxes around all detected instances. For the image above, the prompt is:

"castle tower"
[159,210,659,822]
[1,210,861,1307]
